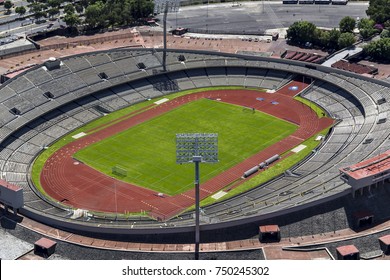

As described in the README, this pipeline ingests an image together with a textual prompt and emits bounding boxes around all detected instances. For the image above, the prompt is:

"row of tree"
[286,18,357,51]
[366,0,390,26]
[286,14,384,51]
[82,0,154,29]
[8,0,155,30]
[362,0,390,62]
[56,0,155,29]
[363,38,390,62]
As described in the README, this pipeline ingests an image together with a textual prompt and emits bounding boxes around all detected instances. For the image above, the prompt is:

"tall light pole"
[163,4,168,72]
[160,0,181,71]
[176,133,218,260]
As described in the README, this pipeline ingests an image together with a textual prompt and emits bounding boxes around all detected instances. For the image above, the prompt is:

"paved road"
[160,1,369,33]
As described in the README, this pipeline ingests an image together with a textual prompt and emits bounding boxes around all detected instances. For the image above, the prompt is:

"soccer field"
[74,98,297,195]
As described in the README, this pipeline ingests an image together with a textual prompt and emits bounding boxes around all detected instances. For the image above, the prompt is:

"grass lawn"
[74,98,297,195]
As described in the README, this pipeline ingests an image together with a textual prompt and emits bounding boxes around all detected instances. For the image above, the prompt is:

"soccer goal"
[242,106,256,114]
[112,165,127,177]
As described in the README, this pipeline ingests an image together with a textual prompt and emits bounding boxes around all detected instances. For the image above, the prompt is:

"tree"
[319,30,330,47]
[286,21,317,46]
[313,28,325,47]
[358,18,377,40]
[358,18,375,30]
[47,0,62,8]
[29,3,47,21]
[364,37,390,61]
[4,1,13,14]
[64,4,75,15]
[79,0,154,30]
[75,3,84,14]
[380,29,390,38]
[366,0,390,24]
[338,32,356,49]
[328,28,341,50]
[48,8,60,19]
[84,1,106,29]
[339,16,356,33]
[15,6,27,17]
[34,10,47,21]
[130,0,154,19]
[64,12,80,29]
[80,0,89,8]
[107,6,122,27]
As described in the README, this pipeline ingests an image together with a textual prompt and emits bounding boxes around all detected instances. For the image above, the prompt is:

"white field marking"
[72,132,87,139]
[154,98,169,105]
[291,144,307,153]
[212,191,228,200]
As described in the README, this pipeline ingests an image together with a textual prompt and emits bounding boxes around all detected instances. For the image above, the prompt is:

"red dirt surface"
[40,81,333,220]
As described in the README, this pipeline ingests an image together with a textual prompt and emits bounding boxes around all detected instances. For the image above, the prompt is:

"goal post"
[242,106,256,114]
[112,165,127,177]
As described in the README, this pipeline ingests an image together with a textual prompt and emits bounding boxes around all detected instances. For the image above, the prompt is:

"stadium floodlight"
[176,133,218,260]
[154,0,181,71]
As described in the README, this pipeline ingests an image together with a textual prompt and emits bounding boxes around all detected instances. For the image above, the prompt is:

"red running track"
[40,82,333,220]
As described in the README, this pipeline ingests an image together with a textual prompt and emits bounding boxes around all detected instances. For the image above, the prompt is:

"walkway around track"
[4,208,390,260]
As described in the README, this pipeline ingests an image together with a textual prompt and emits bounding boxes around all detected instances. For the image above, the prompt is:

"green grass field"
[74,98,297,195]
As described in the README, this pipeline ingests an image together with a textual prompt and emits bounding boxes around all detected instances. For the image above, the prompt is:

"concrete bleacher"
[0,48,389,234]
[27,132,56,147]
[110,83,146,103]
[206,67,228,86]
[24,67,53,86]
[85,53,112,67]
[77,68,102,85]
[111,56,141,75]
[94,62,124,80]
[134,52,163,70]
[166,71,195,90]
[57,74,88,92]
[93,89,130,111]
[147,74,179,93]
[5,115,30,132]
[3,95,35,114]
[17,142,42,155]
[57,117,84,131]
[185,68,212,88]
[21,87,50,107]
[107,50,135,61]
[0,86,17,103]
[245,67,267,88]
[48,63,72,79]
[39,79,69,98]
[72,109,102,124]
[130,79,162,99]
[0,105,17,125]
[103,96,130,111]
[71,86,94,99]
[62,56,92,72]
[7,76,35,94]
[226,67,247,86]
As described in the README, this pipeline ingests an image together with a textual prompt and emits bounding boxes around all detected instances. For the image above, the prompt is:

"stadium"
[1,2,390,261]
